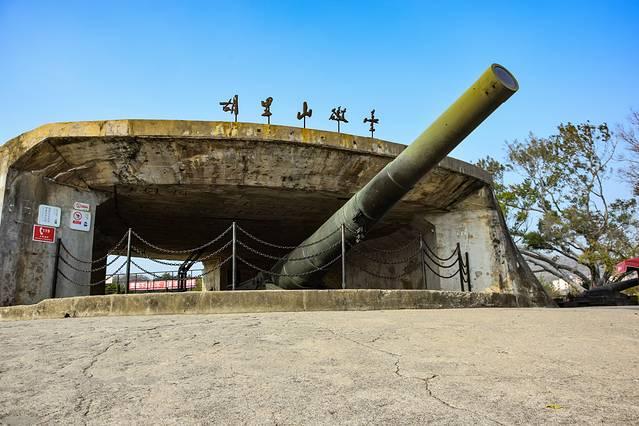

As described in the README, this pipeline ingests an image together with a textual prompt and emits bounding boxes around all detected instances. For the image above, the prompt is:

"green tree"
[477,122,639,291]
[619,110,639,195]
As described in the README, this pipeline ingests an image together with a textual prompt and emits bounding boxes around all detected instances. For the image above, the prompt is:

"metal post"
[465,251,472,292]
[51,238,61,299]
[457,242,465,292]
[125,228,132,294]
[341,224,346,289]
[232,222,236,291]
[419,234,427,290]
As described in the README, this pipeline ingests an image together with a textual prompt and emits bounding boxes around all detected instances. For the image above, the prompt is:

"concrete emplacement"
[0,118,553,309]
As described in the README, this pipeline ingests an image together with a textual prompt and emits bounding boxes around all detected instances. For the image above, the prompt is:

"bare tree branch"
[520,249,590,287]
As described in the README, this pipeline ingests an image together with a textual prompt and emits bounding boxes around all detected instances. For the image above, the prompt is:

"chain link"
[57,259,128,287]
[236,225,340,250]
[237,254,342,277]
[422,250,461,270]
[364,238,420,254]
[423,262,462,279]
[350,244,421,265]
[130,245,184,266]
[237,239,341,261]
[192,255,233,279]
[349,262,416,280]
[60,231,128,264]
[59,254,123,273]
[130,240,232,266]
[132,225,232,254]
[422,240,460,262]
[129,259,170,280]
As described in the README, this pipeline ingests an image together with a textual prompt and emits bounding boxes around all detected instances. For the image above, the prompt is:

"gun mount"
[559,278,639,307]
[244,64,519,290]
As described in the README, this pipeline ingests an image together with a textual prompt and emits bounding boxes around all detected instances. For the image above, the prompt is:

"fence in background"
[52,222,471,296]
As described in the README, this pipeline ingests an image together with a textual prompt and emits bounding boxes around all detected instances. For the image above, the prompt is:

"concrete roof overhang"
[1,120,492,252]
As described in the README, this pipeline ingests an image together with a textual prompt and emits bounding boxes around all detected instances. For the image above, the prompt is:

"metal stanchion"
[232,222,236,290]
[457,242,464,292]
[341,224,346,289]
[125,228,132,294]
[465,251,472,292]
[51,238,61,298]
[419,234,427,290]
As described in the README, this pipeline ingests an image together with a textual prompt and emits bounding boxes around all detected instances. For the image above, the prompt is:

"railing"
[105,269,203,294]
[52,222,471,295]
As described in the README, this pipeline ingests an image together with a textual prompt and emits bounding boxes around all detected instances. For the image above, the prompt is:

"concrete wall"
[330,223,441,291]
[0,120,553,307]
[0,171,106,305]
[425,186,552,305]
[0,154,9,230]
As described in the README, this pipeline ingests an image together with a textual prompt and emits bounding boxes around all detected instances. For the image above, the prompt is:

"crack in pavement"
[322,327,503,424]
[321,327,400,357]
[73,339,122,420]
[394,358,505,426]
[81,339,120,379]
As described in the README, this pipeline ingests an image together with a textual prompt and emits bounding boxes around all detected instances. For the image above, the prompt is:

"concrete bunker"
[0,120,553,307]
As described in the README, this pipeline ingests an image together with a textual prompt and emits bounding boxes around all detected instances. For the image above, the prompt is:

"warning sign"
[69,210,91,232]
[32,225,56,243]
[73,202,91,212]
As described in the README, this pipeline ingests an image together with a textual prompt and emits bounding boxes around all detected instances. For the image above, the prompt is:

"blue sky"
[1,1,638,162]
[2,1,637,274]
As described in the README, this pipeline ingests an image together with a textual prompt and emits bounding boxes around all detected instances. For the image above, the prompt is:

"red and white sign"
[73,202,91,211]
[69,210,91,232]
[32,224,56,243]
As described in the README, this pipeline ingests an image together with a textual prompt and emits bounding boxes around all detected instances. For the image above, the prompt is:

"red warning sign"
[33,224,56,243]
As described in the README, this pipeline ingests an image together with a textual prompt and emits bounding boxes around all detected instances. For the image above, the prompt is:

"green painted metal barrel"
[270,64,519,289]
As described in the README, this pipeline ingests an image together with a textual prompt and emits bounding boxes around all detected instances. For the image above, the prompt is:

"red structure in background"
[615,257,639,274]
[129,279,197,292]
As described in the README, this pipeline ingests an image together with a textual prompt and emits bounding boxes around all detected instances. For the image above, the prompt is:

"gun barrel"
[585,278,639,295]
[270,64,519,289]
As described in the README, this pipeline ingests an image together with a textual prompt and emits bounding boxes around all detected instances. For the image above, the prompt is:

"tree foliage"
[619,110,639,195]
[477,122,639,291]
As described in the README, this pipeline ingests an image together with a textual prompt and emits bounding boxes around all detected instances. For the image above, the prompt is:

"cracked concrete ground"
[0,307,638,425]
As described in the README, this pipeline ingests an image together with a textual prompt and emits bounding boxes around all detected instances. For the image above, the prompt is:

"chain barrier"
[345,239,466,282]
[54,221,470,291]
[130,240,232,266]
[236,225,340,250]
[349,262,416,280]
[237,238,341,261]
[364,239,420,254]
[131,225,232,254]
[192,255,233,279]
[350,244,421,265]
[422,240,460,262]
[423,263,462,279]
[129,259,168,280]
[58,252,123,273]
[422,250,461,269]
[130,245,184,266]
[60,231,128,264]
[58,258,128,287]
[237,254,342,277]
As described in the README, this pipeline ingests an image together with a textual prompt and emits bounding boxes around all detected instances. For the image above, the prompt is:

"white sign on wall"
[73,201,91,212]
[37,204,61,227]
[69,210,91,232]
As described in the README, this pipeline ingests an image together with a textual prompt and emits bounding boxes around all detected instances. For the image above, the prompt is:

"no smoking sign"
[69,209,91,232]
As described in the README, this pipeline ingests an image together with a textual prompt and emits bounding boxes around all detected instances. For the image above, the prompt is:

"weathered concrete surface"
[0,290,547,321]
[0,120,550,306]
[0,308,637,424]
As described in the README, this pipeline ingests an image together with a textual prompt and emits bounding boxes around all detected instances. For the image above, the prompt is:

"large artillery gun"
[242,64,520,290]
[559,278,639,307]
